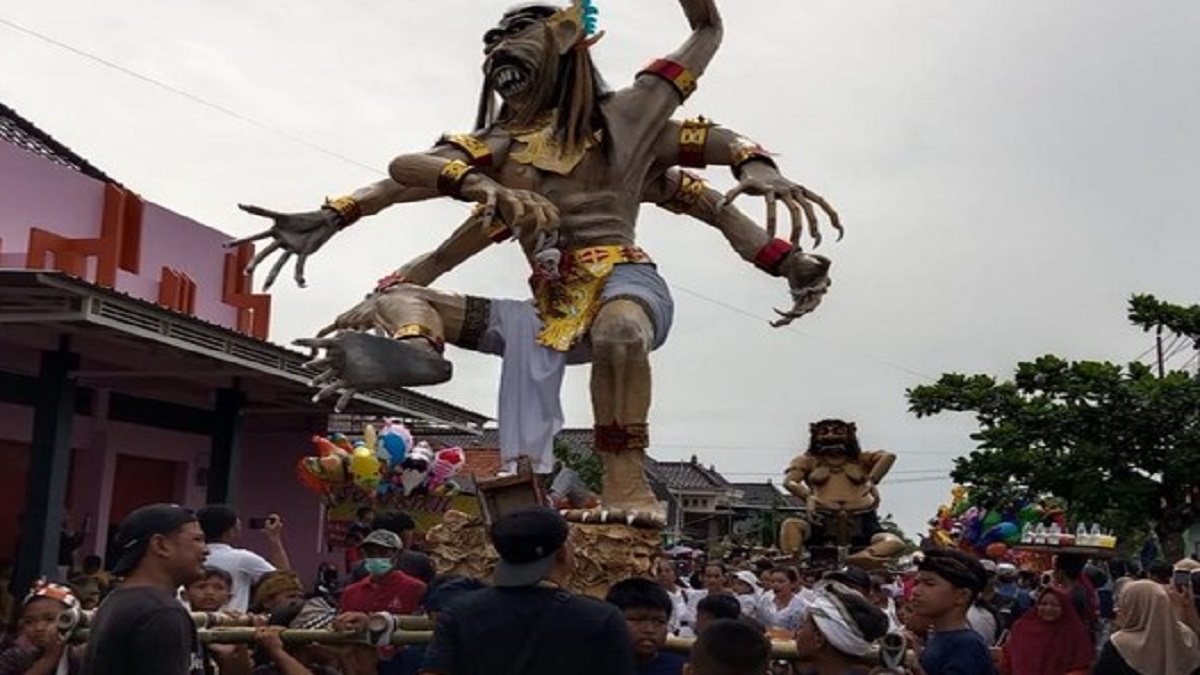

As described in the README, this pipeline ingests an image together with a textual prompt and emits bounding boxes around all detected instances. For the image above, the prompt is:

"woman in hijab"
[998,585,1093,675]
[1091,579,1200,675]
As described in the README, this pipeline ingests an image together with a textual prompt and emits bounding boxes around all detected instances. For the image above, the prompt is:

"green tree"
[552,436,603,492]
[907,296,1200,559]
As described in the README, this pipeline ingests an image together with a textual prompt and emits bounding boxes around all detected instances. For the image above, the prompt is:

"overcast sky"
[2,1,1198,537]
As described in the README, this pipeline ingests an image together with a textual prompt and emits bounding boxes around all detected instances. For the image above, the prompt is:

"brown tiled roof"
[731,482,804,510]
[0,101,117,184]
[653,458,733,491]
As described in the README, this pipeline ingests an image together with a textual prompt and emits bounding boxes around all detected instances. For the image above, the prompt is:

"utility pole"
[1156,324,1165,377]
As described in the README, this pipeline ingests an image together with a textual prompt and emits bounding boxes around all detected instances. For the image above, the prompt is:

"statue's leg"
[589,298,659,513]
[779,518,811,557]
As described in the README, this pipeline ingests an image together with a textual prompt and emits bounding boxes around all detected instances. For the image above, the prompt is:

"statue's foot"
[561,506,666,530]
[305,332,453,389]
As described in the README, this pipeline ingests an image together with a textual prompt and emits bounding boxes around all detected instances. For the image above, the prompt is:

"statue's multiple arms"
[648,168,832,326]
[230,180,437,290]
[653,119,843,248]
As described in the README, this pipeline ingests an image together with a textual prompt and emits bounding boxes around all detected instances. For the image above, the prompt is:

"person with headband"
[0,580,83,675]
[792,581,889,675]
[908,548,998,675]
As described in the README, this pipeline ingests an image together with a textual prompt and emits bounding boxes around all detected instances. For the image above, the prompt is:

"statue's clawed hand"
[466,183,561,237]
[724,165,843,249]
[227,204,342,290]
[772,252,832,328]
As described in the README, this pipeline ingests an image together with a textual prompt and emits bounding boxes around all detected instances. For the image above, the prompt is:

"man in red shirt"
[338,530,426,614]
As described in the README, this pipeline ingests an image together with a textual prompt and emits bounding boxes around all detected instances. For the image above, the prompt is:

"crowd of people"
[1,502,1198,675]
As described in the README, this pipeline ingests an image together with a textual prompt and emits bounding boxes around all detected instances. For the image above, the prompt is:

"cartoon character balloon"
[399,442,436,496]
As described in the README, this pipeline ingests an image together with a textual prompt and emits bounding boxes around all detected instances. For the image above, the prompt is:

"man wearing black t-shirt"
[81,503,210,675]
[421,506,636,675]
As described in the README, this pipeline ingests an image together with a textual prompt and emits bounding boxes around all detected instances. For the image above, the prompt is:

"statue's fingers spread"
[765,193,779,242]
[314,322,341,339]
[238,203,284,219]
[294,337,337,350]
[293,253,309,289]
[313,381,345,403]
[794,190,821,249]
[783,196,804,248]
[723,183,749,207]
[480,191,499,230]
[263,251,293,291]
[304,357,333,372]
[335,389,357,413]
[805,191,843,241]
[504,192,526,222]
[246,241,282,275]
[226,230,273,248]
[308,369,338,387]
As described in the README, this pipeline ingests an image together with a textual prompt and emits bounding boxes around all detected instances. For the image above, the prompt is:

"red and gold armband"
[731,141,778,179]
[658,171,708,215]
[438,133,494,168]
[323,195,363,229]
[678,116,713,168]
[436,159,476,200]
[753,238,793,277]
[638,58,698,102]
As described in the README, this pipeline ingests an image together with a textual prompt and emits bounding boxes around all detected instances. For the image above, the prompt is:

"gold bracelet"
[437,160,475,200]
[393,323,445,353]
[731,142,778,180]
[659,171,708,215]
[678,117,713,168]
[323,195,362,228]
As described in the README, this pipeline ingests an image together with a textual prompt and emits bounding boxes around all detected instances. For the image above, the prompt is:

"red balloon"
[985,542,1008,560]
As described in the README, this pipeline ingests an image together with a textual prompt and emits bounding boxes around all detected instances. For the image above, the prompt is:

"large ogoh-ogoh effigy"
[238,0,882,587]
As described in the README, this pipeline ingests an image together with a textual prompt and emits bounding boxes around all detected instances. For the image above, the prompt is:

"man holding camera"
[196,505,292,612]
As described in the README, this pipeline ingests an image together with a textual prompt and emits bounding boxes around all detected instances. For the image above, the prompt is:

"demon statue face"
[807,419,862,459]
[476,4,605,153]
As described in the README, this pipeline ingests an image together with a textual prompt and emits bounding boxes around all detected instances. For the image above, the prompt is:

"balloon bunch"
[296,419,466,504]
[926,486,1068,561]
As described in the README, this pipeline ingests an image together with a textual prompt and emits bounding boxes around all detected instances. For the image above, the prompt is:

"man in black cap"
[421,506,636,675]
[81,503,209,675]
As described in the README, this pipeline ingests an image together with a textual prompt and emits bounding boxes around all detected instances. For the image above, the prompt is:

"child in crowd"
[607,578,688,675]
[0,580,83,675]
[909,548,998,675]
[695,594,741,636]
[685,619,770,675]
[186,565,234,612]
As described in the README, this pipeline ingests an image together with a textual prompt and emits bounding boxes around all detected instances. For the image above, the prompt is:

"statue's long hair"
[474,8,611,156]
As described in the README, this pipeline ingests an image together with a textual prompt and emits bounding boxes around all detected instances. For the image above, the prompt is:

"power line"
[0,15,381,176]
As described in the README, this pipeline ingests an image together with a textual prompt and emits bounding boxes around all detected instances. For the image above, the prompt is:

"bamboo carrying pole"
[66,611,911,664]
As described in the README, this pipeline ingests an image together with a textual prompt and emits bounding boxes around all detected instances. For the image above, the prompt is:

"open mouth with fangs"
[489,55,533,97]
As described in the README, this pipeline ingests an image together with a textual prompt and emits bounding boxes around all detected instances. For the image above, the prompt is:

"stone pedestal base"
[426,511,661,598]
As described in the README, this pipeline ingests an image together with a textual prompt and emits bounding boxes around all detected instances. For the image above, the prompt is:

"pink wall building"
[0,101,485,596]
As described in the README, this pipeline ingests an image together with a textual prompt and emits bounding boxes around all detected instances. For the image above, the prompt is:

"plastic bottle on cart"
[1021,523,1034,544]
[1075,523,1087,546]
[1089,523,1103,547]
[1048,522,1062,546]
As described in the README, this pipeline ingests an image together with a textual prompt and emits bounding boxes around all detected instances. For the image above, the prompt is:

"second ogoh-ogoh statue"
[233,0,842,520]
[778,420,904,568]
